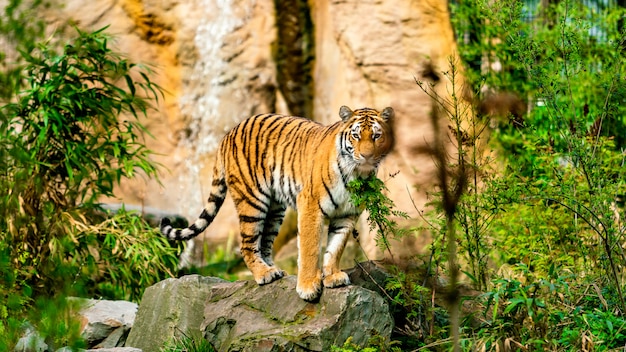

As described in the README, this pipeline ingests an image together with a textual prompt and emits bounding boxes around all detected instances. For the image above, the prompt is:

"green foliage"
[0,20,177,348]
[331,336,401,352]
[466,264,626,351]
[27,297,86,350]
[0,24,172,297]
[162,330,217,352]
[66,208,179,300]
[416,58,499,292]
[384,268,449,349]
[0,0,45,101]
[347,173,408,257]
[366,1,626,350]
[4,25,161,209]
[491,201,583,271]
[0,295,87,351]
[429,0,626,350]
[464,0,626,303]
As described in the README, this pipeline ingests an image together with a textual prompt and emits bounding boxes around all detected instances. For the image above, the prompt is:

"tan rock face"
[311,0,468,257]
[48,0,469,263]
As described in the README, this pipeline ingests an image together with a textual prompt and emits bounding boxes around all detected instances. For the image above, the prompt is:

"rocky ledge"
[126,263,393,351]
[15,262,393,352]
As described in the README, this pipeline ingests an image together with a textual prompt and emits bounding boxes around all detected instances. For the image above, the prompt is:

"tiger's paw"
[296,271,323,302]
[323,271,350,288]
[255,266,286,285]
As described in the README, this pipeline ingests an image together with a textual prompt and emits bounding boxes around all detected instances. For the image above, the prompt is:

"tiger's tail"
[160,154,227,241]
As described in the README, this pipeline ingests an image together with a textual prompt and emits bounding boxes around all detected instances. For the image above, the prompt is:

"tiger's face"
[338,106,394,175]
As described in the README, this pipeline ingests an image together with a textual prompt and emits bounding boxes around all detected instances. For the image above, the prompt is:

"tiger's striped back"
[160,105,394,301]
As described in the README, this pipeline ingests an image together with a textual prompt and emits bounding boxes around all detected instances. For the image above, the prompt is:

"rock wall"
[310,0,467,257]
[42,0,470,262]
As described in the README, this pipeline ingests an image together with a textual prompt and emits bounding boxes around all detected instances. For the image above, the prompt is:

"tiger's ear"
[339,106,353,121]
[381,107,394,122]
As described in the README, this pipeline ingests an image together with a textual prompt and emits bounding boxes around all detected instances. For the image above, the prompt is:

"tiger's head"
[338,105,394,176]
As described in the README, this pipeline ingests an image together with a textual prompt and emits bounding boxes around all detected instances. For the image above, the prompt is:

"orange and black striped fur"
[160,106,394,301]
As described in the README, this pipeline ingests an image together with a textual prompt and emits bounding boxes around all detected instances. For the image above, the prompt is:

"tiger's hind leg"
[322,216,357,288]
[236,197,285,286]
[260,202,286,268]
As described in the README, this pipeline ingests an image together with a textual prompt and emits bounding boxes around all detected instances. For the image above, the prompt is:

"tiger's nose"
[359,144,376,160]
[360,152,374,160]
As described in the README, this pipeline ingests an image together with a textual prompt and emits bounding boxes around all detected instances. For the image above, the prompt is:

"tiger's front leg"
[295,196,324,301]
[322,216,355,288]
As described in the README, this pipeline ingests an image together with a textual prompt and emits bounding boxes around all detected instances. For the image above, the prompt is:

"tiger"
[160,105,395,301]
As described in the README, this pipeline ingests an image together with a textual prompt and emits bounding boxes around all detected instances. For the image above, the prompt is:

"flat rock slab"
[127,274,393,352]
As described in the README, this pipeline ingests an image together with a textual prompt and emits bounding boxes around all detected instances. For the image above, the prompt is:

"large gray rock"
[14,298,139,352]
[125,275,227,352]
[71,298,138,348]
[127,274,393,352]
[346,261,394,298]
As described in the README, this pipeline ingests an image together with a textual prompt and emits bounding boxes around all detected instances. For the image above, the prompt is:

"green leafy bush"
[0,23,178,347]
[441,0,626,350]
[0,0,45,101]
[362,1,626,350]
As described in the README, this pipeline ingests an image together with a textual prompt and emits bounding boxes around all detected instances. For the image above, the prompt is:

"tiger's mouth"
[356,159,379,174]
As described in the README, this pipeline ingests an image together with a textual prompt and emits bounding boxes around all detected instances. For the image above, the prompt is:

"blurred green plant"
[441,0,626,350]
[341,0,626,348]
[0,0,45,101]
[367,0,626,350]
